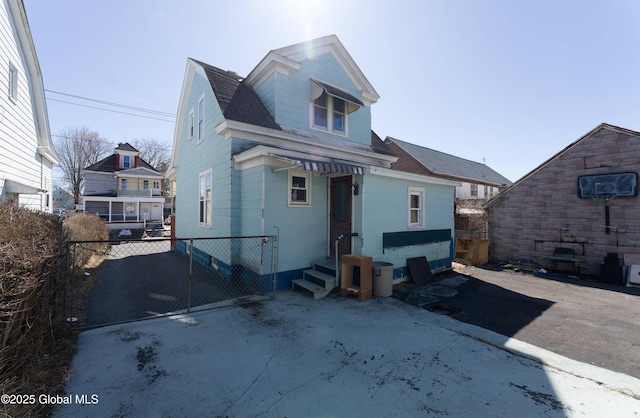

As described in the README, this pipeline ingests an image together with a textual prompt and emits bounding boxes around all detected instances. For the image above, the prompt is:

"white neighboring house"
[0,0,58,211]
[81,143,165,228]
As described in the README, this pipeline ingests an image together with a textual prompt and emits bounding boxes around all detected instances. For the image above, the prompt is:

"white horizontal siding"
[0,0,53,211]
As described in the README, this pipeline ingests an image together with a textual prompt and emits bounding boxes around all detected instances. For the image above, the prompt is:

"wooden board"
[407,256,435,285]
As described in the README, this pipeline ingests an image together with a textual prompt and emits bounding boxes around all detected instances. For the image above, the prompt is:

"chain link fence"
[65,236,277,329]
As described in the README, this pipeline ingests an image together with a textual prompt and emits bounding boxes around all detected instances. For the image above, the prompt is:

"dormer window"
[121,155,132,169]
[310,79,362,136]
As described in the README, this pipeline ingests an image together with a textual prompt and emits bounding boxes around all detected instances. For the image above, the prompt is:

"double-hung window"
[198,96,204,142]
[199,170,212,227]
[8,64,17,102]
[189,110,194,139]
[143,180,149,190]
[408,187,424,228]
[120,179,128,190]
[288,172,311,207]
[121,155,131,169]
[313,93,346,134]
[310,80,362,136]
[8,63,17,102]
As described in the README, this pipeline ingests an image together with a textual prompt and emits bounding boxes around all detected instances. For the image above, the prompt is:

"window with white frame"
[153,181,160,189]
[199,170,212,226]
[120,178,128,190]
[312,93,346,134]
[470,183,478,197]
[189,110,194,139]
[288,172,311,206]
[198,97,204,141]
[408,187,424,228]
[143,180,149,190]
[121,155,132,169]
[8,63,17,102]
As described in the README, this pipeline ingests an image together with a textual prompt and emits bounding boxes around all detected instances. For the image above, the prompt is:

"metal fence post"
[188,239,193,313]
[272,235,278,299]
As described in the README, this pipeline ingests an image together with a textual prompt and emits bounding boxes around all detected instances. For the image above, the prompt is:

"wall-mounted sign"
[578,172,638,198]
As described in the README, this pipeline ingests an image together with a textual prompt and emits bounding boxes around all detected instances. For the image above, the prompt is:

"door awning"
[271,155,364,175]
[310,79,363,113]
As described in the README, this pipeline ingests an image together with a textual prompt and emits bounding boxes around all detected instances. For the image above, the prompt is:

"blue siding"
[175,71,232,239]
[263,168,328,272]
[253,52,372,148]
[359,174,455,277]
[253,72,276,121]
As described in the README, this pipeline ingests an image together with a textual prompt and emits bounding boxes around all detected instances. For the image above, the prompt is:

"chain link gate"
[65,236,278,329]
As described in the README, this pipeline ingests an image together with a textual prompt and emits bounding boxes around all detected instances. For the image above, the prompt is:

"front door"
[330,176,353,258]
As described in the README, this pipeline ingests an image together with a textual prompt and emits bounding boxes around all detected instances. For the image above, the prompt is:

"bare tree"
[130,137,171,173]
[54,127,112,204]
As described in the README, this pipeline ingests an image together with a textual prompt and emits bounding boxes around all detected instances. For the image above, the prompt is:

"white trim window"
[312,93,346,135]
[199,169,212,227]
[8,63,17,102]
[120,178,128,190]
[121,155,132,169]
[408,187,424,228]
[189,109,194,139]
[288,171,311,207]
[198,96,205,142]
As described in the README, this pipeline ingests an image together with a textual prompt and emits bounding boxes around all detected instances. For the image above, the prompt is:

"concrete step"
[292,279,331,299]
[303,269,336,289]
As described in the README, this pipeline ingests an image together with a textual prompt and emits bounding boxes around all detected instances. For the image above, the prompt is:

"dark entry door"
[330,176,353,258]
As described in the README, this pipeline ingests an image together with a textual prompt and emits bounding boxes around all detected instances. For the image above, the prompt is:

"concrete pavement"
[54,290,640,417]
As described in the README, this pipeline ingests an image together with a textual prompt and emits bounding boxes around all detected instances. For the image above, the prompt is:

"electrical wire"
[47,98,175,122]
[45,89,175,117]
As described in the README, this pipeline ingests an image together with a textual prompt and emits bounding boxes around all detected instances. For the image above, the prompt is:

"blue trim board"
[383,229,451,249]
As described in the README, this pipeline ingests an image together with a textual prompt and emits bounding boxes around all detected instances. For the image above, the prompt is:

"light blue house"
[167,35,458,297]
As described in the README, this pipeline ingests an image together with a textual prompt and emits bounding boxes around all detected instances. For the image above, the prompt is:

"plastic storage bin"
[372,262,393,297]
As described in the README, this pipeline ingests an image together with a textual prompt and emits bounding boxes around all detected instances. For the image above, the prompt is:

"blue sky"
[24,0,640,183]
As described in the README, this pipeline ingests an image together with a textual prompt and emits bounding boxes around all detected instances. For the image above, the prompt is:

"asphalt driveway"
[393,265,640,380]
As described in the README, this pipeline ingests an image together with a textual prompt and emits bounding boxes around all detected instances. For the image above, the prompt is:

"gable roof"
[115,142,139,152]
[385,137,512,186]
[84,153,158,173]
[191,59,280,130]
[245,34,379,106]
[487,123,640,205]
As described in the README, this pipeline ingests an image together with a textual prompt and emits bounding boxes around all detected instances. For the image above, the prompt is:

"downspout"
[360,174,365,255]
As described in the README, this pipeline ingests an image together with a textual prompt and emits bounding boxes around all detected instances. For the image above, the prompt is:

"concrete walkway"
[54,291,640,417]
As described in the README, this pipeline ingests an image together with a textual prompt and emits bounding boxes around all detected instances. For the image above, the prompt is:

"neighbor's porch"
[83,196,164,226]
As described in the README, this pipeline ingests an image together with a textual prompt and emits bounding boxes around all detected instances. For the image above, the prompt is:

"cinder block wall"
[488,127,640,276]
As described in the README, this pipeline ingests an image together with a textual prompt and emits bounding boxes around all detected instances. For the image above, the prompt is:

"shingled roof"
[84,142,158,173]
[386,137,511,186]
[191,59,281,130]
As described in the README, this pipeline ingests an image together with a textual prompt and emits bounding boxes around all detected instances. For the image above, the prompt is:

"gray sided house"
[487,123,640,278]
[167,35,458,295]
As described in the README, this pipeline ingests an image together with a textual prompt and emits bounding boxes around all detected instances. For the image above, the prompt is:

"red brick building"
[487,123,640,277]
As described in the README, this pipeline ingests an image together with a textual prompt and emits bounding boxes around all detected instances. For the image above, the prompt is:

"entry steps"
[292,258,338,299]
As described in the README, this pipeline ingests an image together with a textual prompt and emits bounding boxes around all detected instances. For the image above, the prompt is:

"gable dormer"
[114,143,140,170]
[245,35,379,146]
